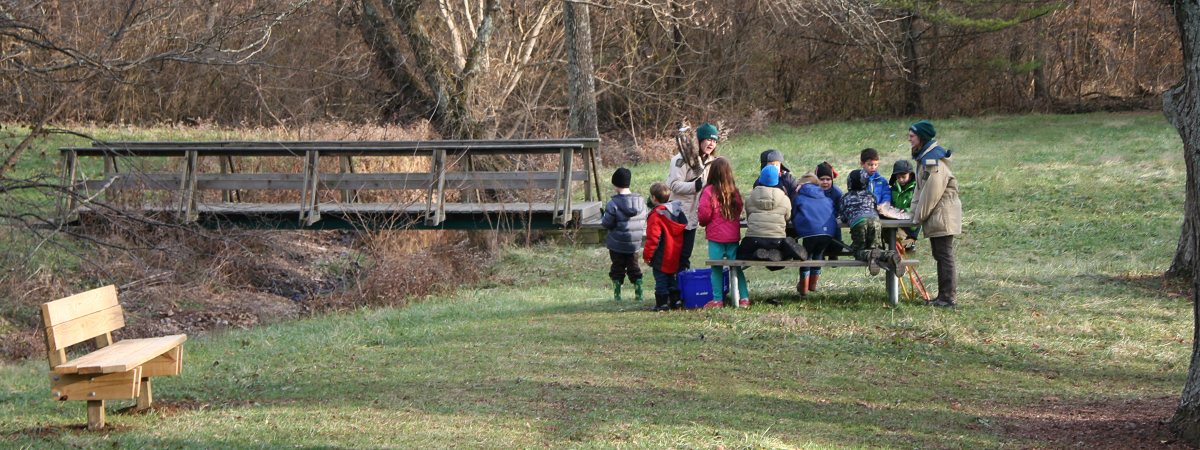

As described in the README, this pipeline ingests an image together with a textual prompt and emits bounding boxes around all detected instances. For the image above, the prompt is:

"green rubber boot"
[633,278,644,301]
[612,279,622,301]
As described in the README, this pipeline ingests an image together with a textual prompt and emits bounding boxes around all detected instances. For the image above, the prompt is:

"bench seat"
[705,259,919,268]
[54,334,187,375]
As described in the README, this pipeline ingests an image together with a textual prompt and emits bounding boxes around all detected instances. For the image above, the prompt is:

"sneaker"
[867,249,882,276]
[929,299,957,308]
[739,298,751,307]
[754,248,782,261]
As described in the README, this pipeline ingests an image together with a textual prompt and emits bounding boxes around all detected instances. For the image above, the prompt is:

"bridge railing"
[58,139,601,228]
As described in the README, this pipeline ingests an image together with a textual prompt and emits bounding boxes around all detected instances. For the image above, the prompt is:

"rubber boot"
[652,294,669,311]
[633,278,644,301]
[808,274,819,292]
[612,279,622,301]
[669,291,683,310]
[797,276,809,296]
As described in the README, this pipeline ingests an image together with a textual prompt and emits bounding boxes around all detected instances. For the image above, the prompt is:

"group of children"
[601,123,922,310]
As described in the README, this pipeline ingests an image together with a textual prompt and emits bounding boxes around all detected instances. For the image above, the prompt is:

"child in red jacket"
[644,181,689,311]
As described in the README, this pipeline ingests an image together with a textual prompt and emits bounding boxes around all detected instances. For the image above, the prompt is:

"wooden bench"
[706,219,919,307]
[42,285,187,429]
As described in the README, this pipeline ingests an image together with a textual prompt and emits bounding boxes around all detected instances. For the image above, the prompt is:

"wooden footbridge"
[58,139,603,230]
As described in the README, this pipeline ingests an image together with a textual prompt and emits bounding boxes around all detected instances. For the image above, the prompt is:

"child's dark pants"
[608,250,642,283]
[799,236,832,277]
[652,268,680,296]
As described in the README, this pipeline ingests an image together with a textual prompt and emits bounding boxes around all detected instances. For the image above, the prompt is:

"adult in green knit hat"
[906,120,962,308]
[669,121,719,272]
[696,122,719,142]
[910,120,935,141]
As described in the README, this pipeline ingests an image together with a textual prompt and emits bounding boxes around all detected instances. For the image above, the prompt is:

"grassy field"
[0,112,1191,449]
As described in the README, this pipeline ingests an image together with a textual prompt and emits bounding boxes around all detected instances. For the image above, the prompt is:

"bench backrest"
[41,285,124,367]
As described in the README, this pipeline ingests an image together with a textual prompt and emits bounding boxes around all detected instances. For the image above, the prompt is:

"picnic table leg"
[728,265,744,308]
[884,228,899,307]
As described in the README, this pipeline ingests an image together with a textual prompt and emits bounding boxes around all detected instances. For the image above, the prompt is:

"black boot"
[669,291,683,310]
[651,294,670,311]
[754,248,782,261]
[784,237,808,260]
[879,250,905,276]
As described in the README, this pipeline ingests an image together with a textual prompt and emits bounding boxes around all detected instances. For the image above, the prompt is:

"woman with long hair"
[697,157,749,305]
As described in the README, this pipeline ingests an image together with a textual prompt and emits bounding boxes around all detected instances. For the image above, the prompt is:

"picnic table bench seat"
[42,285,186,429]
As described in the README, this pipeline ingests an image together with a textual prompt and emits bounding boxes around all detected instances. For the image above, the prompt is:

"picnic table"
[705,219,919,307]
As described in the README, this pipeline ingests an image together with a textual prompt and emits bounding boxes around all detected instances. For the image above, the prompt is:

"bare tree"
[1165,0,1200,444]
[357,0,557,139]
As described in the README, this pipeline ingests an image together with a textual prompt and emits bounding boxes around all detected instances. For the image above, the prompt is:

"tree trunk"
[1032,56,1049,102]
[564,0,599,140]
[1166,0,1200,445]
[901,11,923,116]
[1165,0,1200,283]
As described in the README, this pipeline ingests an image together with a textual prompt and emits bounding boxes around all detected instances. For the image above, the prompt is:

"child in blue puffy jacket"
[792,173,836,295]
[601,168,649,301]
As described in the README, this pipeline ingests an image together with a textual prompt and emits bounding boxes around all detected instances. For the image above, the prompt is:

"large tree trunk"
[1166,0,1200,445]
[564,0,599,140]
[1165,0,1200,283]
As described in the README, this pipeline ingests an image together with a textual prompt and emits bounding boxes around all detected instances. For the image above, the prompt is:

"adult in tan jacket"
[667,122,718,271]
[908,120,962,307]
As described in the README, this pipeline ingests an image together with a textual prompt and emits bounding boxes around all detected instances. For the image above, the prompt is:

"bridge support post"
[340,156,356,203]
[425,149,447,226]
[554,148,575,225]
[299,150,321,226]
[177,151,198,222]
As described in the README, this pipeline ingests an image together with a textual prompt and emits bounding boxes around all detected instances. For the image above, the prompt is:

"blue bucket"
[677,268,730,308]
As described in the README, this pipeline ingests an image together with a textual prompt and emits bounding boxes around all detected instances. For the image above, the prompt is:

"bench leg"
[884,228,899,307]
[87,400,105,430]
[136,378,153,411]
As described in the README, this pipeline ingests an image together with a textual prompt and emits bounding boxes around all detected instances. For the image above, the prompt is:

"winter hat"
[889,160,914,185]
[797,172,819,186]
[696,122,719,142]
[758,165,780,187]
[759,149,791,173]
[816,161,837,179]
[847,169,866,191]
[611,167,631,188]
[910,120,936,141]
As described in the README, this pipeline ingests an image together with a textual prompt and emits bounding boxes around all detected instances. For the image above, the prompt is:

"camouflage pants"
[850,217,883,261]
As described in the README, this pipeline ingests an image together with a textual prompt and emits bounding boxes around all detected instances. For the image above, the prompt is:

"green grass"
[0,112,1190,448]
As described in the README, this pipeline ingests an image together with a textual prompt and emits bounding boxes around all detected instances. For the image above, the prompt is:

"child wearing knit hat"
[600,167,649,301]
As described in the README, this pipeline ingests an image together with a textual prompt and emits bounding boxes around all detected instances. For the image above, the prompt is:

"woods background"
[0,0,1181,139]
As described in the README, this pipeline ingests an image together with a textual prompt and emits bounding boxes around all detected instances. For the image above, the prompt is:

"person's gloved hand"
[692,177,703,191]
